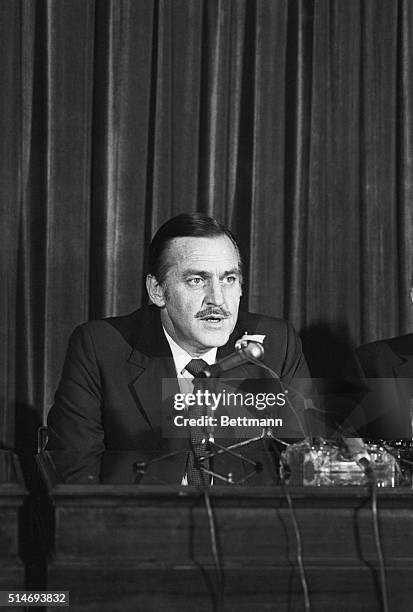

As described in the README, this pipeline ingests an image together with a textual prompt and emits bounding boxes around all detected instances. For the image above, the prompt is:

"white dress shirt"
[162,327,217,383]
[162,327,217,485]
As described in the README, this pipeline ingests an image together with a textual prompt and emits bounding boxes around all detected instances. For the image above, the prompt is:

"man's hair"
[148,212,242,285]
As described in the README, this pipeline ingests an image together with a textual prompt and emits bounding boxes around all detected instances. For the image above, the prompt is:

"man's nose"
[205,278,225,306]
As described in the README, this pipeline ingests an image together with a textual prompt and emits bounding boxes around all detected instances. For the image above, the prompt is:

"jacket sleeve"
[279,319,310,385]
[47,324,105,452]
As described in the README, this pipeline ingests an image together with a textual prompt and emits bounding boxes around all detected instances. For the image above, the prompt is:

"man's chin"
[196,324,233,349]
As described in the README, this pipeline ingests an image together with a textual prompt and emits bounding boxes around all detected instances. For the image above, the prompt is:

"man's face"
[148,235,242,356]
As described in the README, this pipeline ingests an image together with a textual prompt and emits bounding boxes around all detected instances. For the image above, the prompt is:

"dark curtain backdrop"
[1,0,413,451]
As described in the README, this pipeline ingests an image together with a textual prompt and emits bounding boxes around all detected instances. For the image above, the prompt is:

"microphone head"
[243,341,264,360]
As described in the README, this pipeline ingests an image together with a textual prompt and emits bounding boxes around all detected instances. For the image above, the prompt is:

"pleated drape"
[1,0,413,449]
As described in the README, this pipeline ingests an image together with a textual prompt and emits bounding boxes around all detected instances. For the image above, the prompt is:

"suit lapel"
[128,352,178,428]
[126,307,179,435]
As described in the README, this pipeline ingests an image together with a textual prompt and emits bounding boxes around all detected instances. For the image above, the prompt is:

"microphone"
[200,340,264,378]
[343,437,374,478]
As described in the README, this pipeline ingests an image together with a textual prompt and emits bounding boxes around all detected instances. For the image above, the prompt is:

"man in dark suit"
[47,213,310,457]
[348,334,413,439]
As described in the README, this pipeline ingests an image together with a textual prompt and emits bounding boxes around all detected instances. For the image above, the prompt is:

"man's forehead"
[167,235,240,267]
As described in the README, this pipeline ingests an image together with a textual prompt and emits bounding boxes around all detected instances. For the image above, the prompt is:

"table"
[0,451,27,592]
[36,444,413,612]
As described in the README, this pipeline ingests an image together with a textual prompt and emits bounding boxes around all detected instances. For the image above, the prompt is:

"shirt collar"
[162,326,217,376]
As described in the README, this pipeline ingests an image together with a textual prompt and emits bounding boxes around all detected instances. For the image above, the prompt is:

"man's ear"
[410,287,413,305]
[146,274,166,307]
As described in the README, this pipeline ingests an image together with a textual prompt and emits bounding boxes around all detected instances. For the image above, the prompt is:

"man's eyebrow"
[181,268,241,278]
[220,268,241,277]
[181,269,210,278]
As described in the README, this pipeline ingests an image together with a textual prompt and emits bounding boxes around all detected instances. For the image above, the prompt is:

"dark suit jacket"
[47,305,310,452]
[349,334,413,438]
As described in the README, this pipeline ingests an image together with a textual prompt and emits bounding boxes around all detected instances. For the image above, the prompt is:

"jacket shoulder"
[357,333,413,358]
[72,306,158,349]
[237,311,291,335]
[355,333,413,376]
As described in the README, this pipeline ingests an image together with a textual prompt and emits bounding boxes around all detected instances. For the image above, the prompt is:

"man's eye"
[187,277,204,287]
[223,275,237,285]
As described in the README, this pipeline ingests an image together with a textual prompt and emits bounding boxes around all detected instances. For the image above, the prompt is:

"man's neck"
[162,326,217,376]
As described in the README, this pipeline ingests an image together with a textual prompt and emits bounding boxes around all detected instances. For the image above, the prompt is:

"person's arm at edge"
[47,324,105,452]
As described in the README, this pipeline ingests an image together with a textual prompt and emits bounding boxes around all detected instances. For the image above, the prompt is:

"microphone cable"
[242,353,315,440]
[201,340,389,612]
[185,369,224,612]
[202,486,224,612]
[197,339,313,610]
[240,349,312,609]
[192,455,224,612]
[344,440,389,612]
[263,438,311,612]
[368,470,389,612]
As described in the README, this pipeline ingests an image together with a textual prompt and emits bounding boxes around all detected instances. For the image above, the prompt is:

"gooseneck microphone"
[200,339,264,378]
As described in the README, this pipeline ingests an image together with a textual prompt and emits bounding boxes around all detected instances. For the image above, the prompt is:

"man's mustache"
[195,307,231,319]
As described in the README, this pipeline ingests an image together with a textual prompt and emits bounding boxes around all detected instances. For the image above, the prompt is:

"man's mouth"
[201,315,226,323]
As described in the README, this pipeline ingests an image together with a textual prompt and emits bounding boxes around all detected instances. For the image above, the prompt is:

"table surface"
[36,441,413,501]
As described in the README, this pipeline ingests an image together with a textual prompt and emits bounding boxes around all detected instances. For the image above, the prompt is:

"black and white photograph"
[1,1,413,610]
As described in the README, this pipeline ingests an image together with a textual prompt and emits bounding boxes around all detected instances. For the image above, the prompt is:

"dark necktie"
[185,358,210,485]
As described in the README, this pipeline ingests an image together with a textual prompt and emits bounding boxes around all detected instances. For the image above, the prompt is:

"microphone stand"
[131,339,314,486]
[192,353,314,485]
